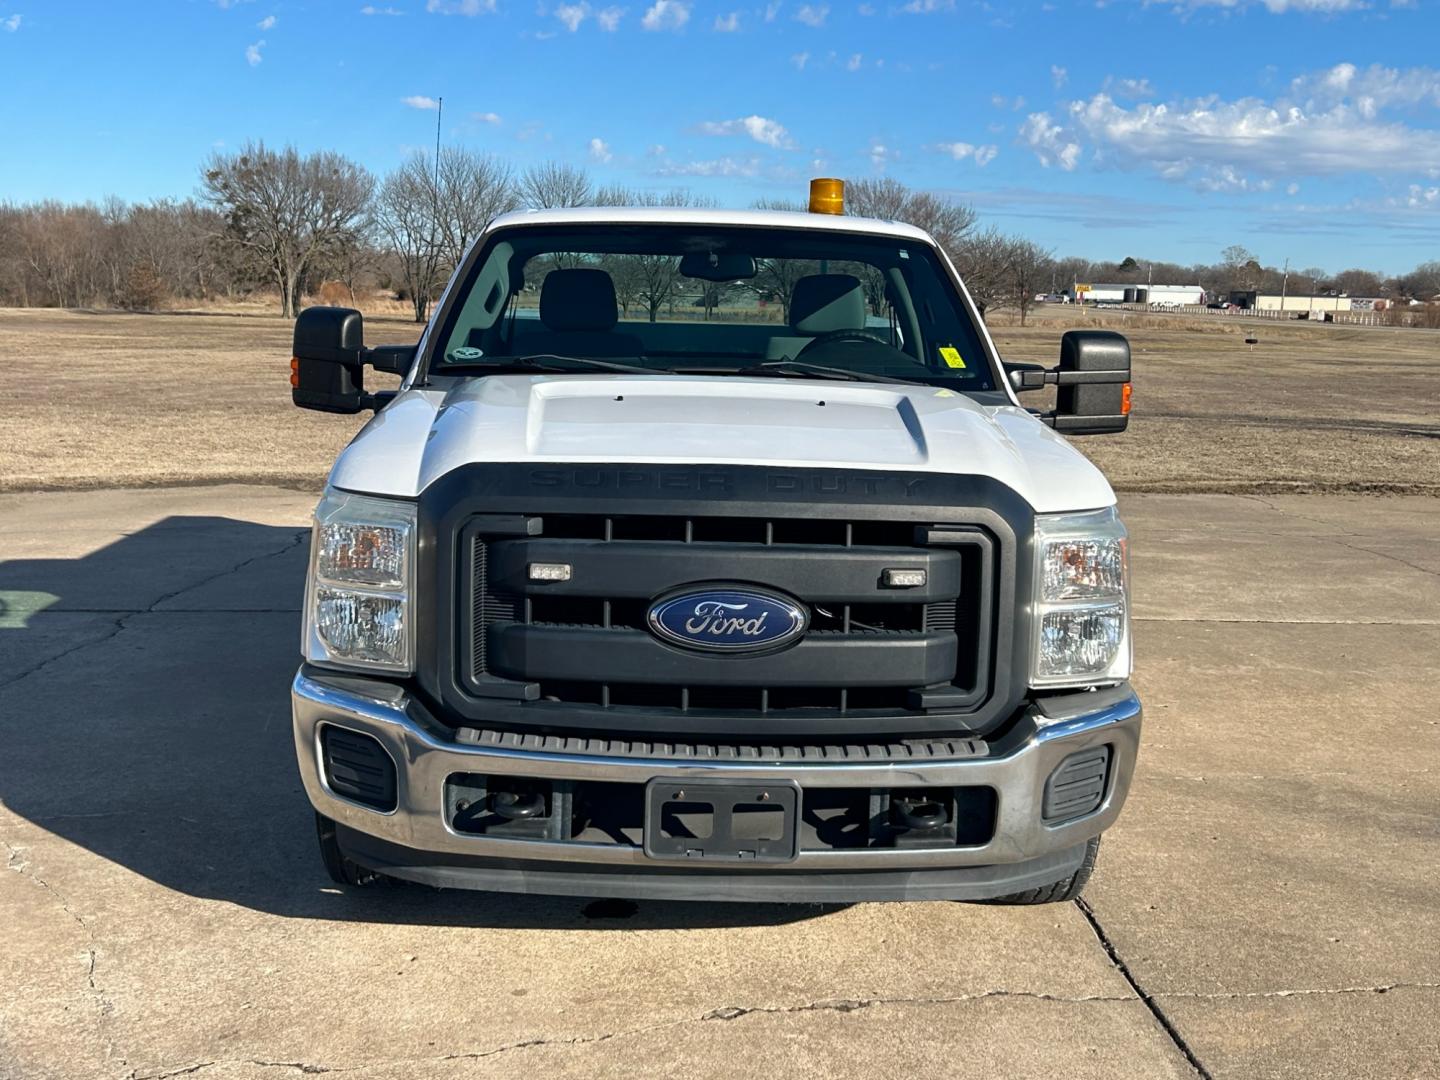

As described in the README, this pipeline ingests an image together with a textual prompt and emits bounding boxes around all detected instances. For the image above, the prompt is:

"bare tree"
[375,153,445,322]
[519,162,592,208]
[202,141,374,317]
[845,177,976,253]
[1008,238,1054,325]
[951,227,1014,315]
[434,148,516,269]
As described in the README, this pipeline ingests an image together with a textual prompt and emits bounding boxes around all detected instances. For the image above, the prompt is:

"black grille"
[462,512,995,728]
[1042,746,1111,823]
[320,726,397,812]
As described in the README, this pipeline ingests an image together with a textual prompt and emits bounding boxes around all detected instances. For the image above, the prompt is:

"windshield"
[430,223,997,393]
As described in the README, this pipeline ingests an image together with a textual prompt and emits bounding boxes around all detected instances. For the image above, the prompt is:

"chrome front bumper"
[292,670,1141,876]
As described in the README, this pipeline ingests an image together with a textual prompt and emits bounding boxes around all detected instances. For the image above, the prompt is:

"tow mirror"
[290,306,417,413]
[1005,330,1131,436]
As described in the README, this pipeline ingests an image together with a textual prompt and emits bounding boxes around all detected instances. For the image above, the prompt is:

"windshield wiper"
[733,360,930,386]
[446,353,671,376]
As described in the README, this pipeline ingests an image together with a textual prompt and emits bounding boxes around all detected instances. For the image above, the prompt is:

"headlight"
[1031,507,1130,688]
[303,490,416,673]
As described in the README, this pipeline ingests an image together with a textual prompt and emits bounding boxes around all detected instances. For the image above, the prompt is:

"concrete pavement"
[1,486,1436,1080]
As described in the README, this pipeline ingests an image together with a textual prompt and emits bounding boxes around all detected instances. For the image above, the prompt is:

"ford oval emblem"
[648,587,808,653]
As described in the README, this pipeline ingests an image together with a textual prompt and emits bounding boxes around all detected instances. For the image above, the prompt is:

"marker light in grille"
[882,568,928,588]
[528,562,573,582]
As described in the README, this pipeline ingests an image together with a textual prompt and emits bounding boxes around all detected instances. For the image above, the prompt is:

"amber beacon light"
[809,178,845,215]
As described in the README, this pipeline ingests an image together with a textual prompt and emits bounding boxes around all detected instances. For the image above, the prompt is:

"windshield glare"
[433,223,996,392]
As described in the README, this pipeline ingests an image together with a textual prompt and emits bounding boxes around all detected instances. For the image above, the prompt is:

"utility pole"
[1280,257,1289,314]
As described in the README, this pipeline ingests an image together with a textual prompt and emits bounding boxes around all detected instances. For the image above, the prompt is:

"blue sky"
[3,0,1439,272]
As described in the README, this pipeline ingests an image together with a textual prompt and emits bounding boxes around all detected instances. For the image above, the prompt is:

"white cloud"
[257,14,276,29]
[936,141,999,166]
[657,156,761,177]
[1397,183,1439,207]
[555,2,588,30]
[589,137,613,163]
[1051,65,1068,88]
[245,40,265,66]
[360,5,405,14]
[1286,182,1301,195]
[641,0,689,29]
[794,3,828,24]
[1019,112,1082,170]
[1291,61,1440,116]
[1064,90,1440,182]
[402,94,440,109]
[596,5,625,28]
[425,0,496,13]
[869,142,892,169]
[1167,0,1368,11]
[2,13,20,31]
[765,0,782,19]
[790,51,810,70]
[473,111,502,124]
[899,0,953,12]
[1107,76,1156,99]
[991,93,1026,111]
[699,115,794,148]
[857,2,875,12]
[846,53,862,71]
[713,10,740,29]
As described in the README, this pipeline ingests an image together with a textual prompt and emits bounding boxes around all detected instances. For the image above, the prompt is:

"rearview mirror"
[291,307,416,413]
[678,251,757,282]
[1005,330,1131,436]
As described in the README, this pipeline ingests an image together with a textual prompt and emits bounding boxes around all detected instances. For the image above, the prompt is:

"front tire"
[315,811,387,887]
[985,836,1101,905]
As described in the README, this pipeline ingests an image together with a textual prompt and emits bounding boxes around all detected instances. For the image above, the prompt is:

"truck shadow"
[0,516,836,930]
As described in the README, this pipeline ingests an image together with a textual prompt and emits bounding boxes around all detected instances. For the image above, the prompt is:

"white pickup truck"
[288,189,1138,904]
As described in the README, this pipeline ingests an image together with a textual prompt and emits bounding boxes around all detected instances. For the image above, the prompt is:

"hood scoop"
[523,379,930,466]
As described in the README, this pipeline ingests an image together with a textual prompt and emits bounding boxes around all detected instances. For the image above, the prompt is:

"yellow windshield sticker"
[934,389,957,397]
[938,346,966,369]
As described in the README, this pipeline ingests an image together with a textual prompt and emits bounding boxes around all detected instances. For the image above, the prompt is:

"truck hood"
[328,375,1116,514]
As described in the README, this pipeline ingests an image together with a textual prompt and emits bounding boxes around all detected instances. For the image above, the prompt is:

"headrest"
[540,269,619,332]
[790,274,866,334]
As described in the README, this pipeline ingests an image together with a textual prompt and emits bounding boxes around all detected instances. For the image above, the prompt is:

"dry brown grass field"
[1,305,1435,494]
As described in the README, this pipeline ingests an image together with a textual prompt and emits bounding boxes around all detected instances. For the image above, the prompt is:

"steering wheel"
[797,328,888,357]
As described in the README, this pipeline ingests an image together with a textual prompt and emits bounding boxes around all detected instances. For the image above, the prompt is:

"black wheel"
[314,811,387,887]
[985,836,1101,905]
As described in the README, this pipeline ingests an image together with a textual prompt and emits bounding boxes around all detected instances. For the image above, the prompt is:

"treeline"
[1,141,1437,323]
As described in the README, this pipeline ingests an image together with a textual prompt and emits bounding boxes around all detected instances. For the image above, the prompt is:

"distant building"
[1229,291,1353,314]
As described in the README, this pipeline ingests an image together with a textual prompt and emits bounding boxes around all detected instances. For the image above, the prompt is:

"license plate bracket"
[643,779,800,863]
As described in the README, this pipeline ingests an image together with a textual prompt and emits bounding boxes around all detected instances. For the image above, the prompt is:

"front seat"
[516,268,645,358]
[766,273,868,360]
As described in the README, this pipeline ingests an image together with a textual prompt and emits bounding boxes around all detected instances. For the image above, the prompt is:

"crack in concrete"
[1,837,115,1024]
[123,991,1145,1078]
[129,1061,347,1079]
[1156,982,1440,1001]
[0,529,307,692]
[701,988,1135,1021]
[1076,897,1214,1080]
[1238,495,1440,580]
